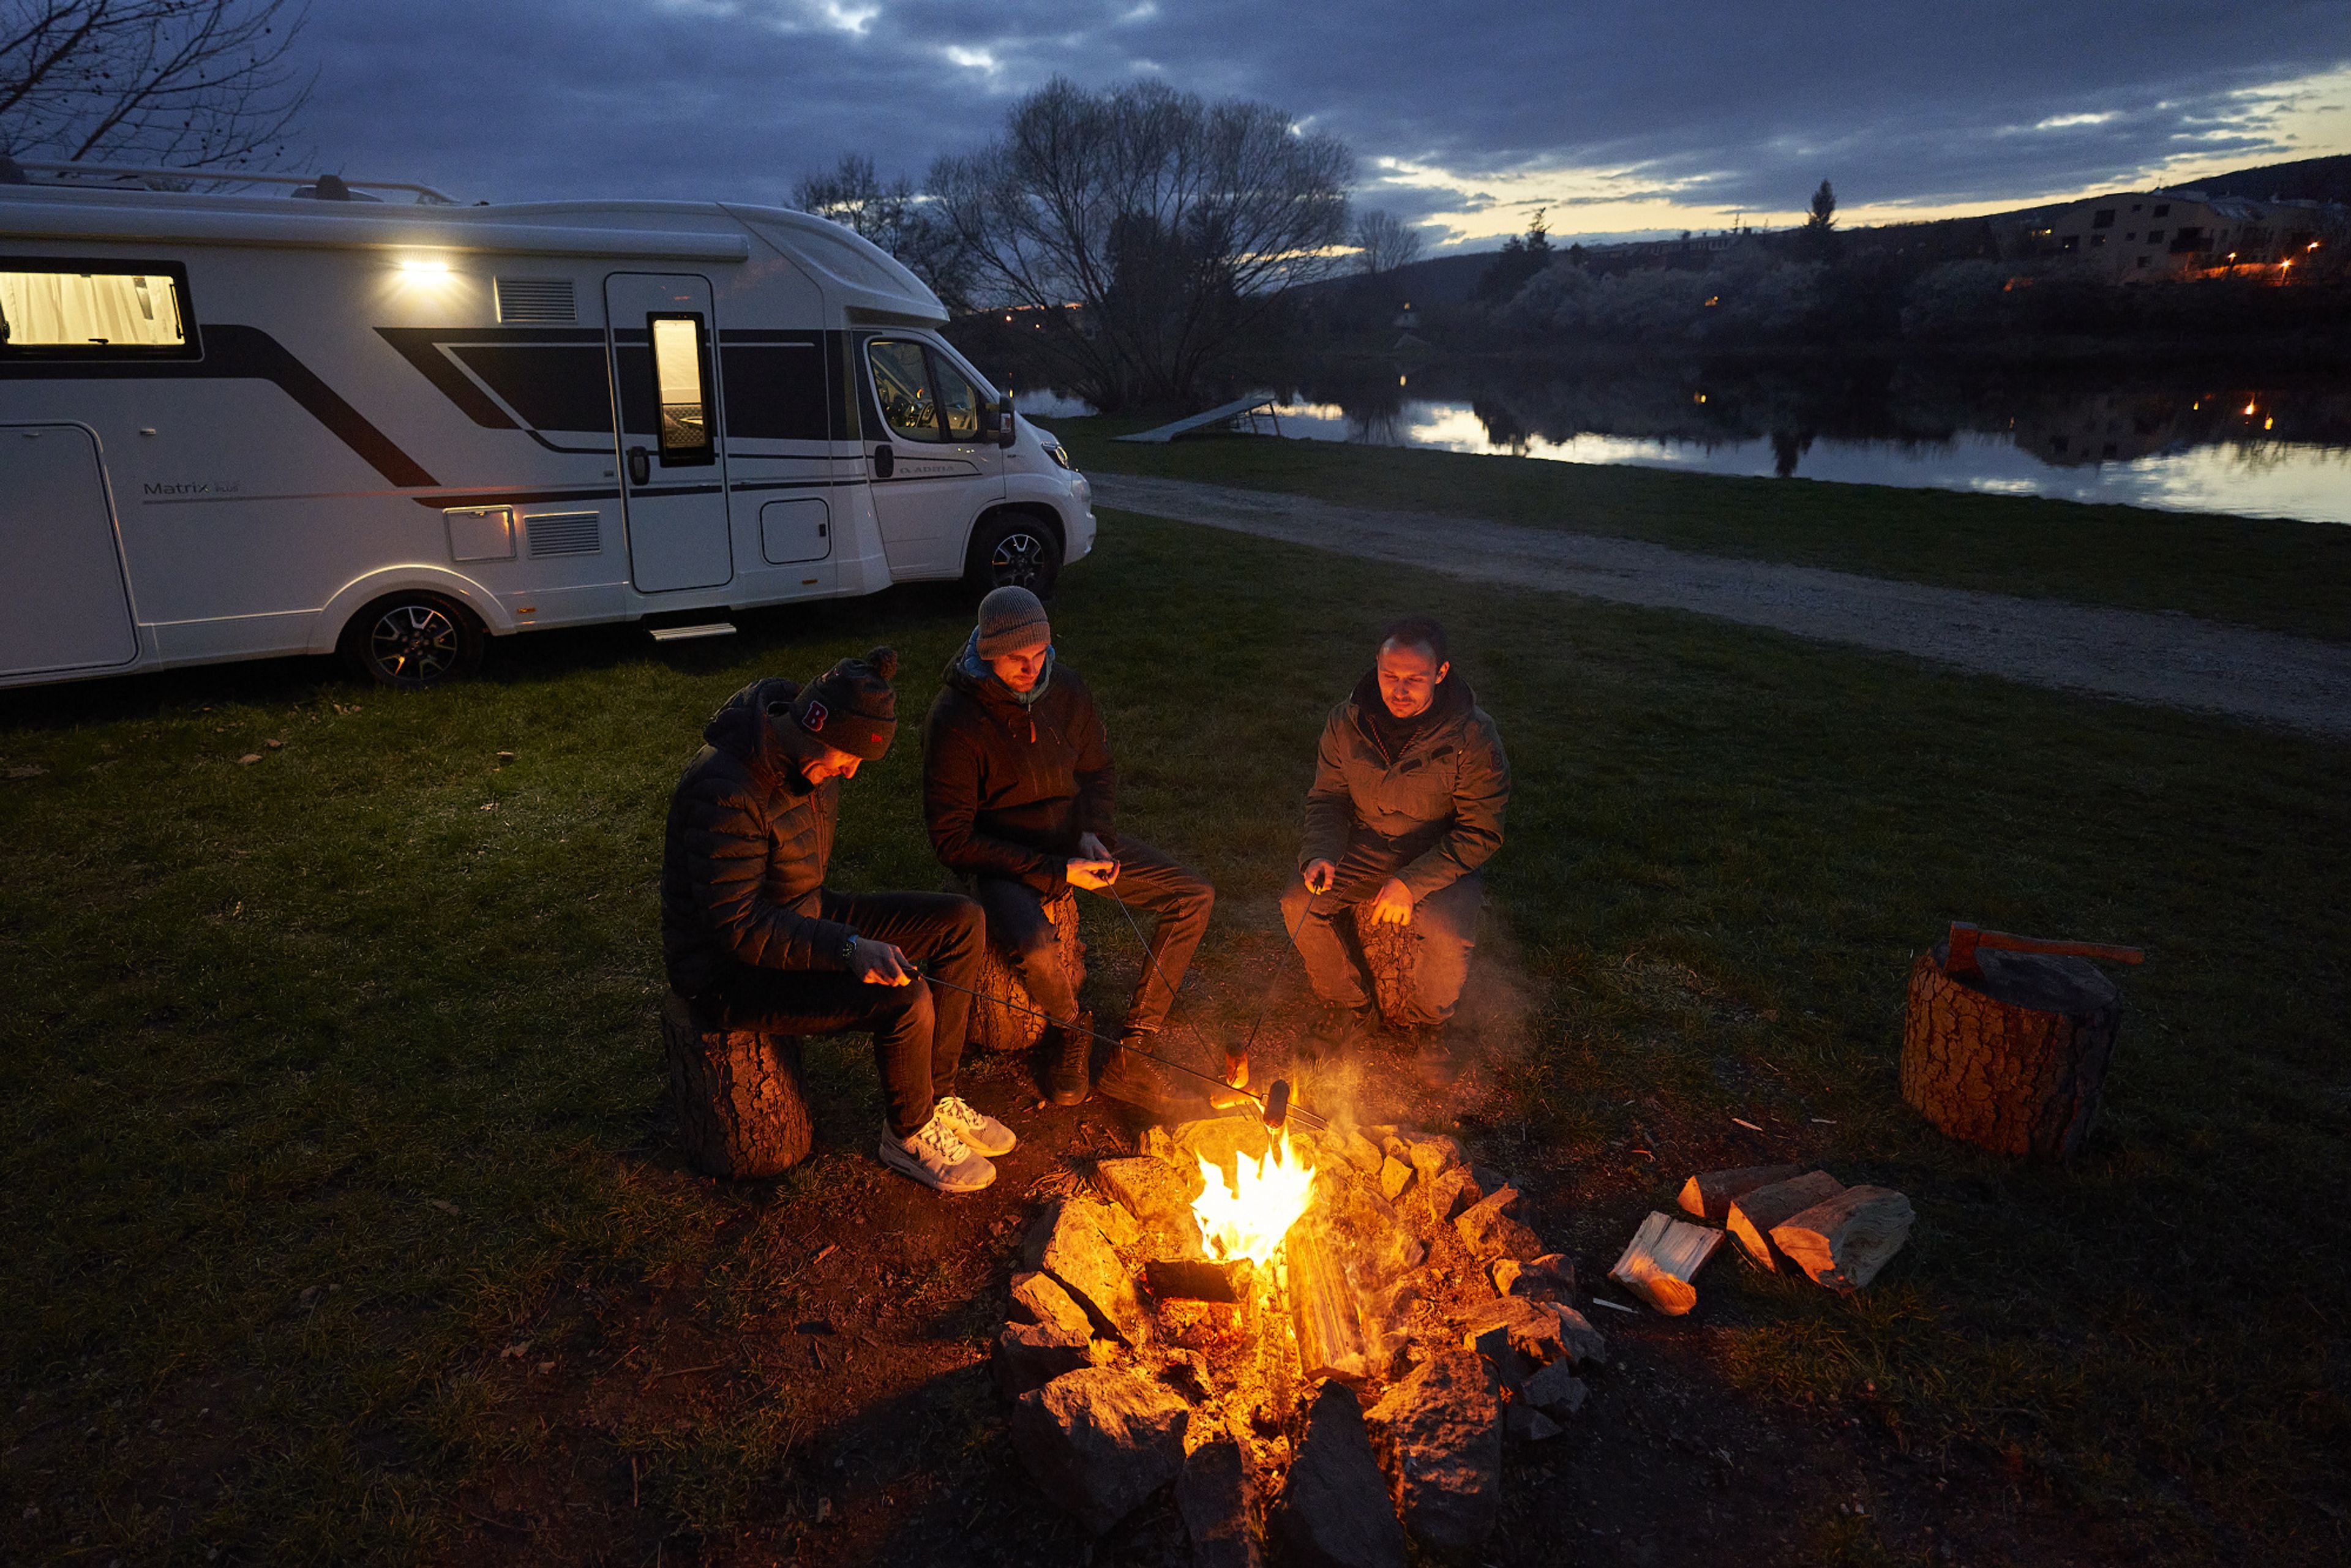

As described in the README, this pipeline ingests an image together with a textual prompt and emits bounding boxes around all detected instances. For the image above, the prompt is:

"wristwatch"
[838,930,860,967]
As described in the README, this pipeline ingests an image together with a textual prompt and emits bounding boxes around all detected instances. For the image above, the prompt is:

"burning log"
[658,991,811,1178]
[1678,1163,1805,1224]
[1288,1228,1376,1385]
[1902,925,2137,1160]
[1725,1171,1845,1270]
[1146,1258,1254,1304]
[1771,1186,1914,1292]
[1607,1210,1725,1315]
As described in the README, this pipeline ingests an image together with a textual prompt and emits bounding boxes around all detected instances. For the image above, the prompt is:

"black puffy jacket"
[660,677,859,998]
[921,646,1117,897]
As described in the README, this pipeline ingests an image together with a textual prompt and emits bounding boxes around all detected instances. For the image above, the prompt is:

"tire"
[340,592,484,689]
[964,511,1062,595]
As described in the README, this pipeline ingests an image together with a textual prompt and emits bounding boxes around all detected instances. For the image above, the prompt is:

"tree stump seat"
[659,991,813,1179]
[1350,903,1420,1029]
[1901,940,2123,1160]
[965,885,1087,1054]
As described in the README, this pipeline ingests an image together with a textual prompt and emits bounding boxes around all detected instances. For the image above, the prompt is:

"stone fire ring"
[996,1112,1607,1561]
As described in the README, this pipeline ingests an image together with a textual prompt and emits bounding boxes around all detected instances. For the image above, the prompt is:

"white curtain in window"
[0,271,184,348]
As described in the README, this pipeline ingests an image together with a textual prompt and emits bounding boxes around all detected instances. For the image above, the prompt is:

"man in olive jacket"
[1280,616,1509,1048]
[923,586,1217,1115]
[661,647,1013,1194]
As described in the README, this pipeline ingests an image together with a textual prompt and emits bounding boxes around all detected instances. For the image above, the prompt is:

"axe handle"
[1962,927,2144,965]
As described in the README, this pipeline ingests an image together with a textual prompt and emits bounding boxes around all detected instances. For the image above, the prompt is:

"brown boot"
[1096,1031,1210,1123]
[1044,1011,1093,1106]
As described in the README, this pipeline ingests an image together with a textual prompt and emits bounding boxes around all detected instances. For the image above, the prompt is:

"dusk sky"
[304,1,2351,247]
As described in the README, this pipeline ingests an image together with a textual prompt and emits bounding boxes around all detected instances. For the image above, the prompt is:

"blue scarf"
[959,628,1054,709]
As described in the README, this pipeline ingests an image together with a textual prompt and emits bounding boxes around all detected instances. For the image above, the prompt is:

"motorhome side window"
[0,261,194,356]
[649,313,714,464]
[869,339,987,442]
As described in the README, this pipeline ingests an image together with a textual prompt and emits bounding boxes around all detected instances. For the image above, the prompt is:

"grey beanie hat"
[975,585,1051,658]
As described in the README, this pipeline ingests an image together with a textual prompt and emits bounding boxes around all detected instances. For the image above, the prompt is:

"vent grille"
[495,277,576,323]
[525,511,601,557]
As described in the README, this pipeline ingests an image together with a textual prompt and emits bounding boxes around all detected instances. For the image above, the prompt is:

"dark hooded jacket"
[660,677,861,998]
[1299,669,1509,899]
[921,639,1116,897]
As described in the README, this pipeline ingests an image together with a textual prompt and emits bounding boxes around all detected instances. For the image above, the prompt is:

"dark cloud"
[298,0,2351,235]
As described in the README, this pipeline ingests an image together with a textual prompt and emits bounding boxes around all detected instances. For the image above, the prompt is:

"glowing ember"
[1193,1131,1316,1266]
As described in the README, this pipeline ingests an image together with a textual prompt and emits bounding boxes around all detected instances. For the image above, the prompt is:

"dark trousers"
[974,838,1213,1037]
[700,890,984,1139]
[1278,837,1482,1027]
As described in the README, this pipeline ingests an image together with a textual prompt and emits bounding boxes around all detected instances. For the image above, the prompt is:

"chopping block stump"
[1901,941,2121,1160]
[659,991,812,1178]
[966,888,1087,1054]
[1350,902,1419,1028]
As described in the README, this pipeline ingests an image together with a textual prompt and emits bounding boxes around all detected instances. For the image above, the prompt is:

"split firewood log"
[659,991,812,1178]
[1678,1164,1805,1224]
[1725,1171,1845,1270]
[1771,1187,1914,1292]
[1607,1210,1723,1315]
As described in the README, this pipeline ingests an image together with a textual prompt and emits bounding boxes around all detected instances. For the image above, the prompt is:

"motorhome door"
[606,275,732,593]
[861,337,1005,575]
[0,425,138,678]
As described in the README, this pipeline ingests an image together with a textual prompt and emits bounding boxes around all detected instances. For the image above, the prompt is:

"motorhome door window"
[0,262,193,355]
[934,356,982,440]
[868,340,942,441]
[648,313,714,463]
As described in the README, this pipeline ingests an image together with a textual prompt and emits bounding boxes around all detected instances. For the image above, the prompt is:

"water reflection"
[1033,361,2351,525]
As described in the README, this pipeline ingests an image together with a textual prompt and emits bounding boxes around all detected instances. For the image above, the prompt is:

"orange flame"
[1192,1131,1316,1266]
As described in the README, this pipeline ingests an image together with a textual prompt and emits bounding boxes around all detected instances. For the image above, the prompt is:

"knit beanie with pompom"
[790,646,899,759]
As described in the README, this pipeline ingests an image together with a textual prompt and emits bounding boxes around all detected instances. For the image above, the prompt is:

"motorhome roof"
[0,181,947,324]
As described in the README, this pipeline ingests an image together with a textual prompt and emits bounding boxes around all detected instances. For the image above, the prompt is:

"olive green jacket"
[1299,673,1509,899]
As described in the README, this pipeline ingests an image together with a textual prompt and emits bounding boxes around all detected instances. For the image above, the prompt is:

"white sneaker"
[879,1115,996,1193]
[932,1095,1017,1157]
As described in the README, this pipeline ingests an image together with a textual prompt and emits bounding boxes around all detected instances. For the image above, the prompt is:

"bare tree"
[0,1,312,171]
[929,78,1352,412]
[1352,209,1423,276]
[793,152,975,314]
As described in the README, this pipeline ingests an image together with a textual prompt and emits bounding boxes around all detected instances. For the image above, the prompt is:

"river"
[1016,356,2351,525]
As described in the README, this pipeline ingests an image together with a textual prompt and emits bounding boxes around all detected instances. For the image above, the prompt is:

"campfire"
[1190,1130,1314,1266]
[996,1105,1607,1560]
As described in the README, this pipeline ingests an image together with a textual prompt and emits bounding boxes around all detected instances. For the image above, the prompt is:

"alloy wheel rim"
[989,531,1046,587]
[369,604,459,684]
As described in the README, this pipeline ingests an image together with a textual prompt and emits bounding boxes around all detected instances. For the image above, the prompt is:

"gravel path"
[1090,473,2351,741]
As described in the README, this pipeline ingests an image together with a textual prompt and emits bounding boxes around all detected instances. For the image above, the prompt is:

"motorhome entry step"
[649,622,737,643]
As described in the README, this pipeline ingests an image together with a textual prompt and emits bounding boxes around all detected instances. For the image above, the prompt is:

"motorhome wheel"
[342,594,485,689]
[965,514,1062,595]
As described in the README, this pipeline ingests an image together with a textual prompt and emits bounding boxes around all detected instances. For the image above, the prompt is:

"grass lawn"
[2,499,2345,1565]
[1051,416,2351,642]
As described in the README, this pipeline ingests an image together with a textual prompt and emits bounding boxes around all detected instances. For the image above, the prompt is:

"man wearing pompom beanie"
[923,587,1221,1119]
[661,647,1013,1193]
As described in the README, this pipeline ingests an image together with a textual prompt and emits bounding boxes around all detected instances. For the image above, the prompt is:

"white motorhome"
[0,165,1095,688]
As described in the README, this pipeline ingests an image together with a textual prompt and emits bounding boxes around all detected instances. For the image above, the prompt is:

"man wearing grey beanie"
[923,587,1221,1119]
[661,647,1013,1194]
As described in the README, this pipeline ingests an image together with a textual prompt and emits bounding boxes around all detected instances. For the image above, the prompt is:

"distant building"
[2032,190,2334,280]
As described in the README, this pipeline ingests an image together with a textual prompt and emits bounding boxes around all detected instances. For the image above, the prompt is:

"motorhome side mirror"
[994,393,1017,449]
[872,442,894,479]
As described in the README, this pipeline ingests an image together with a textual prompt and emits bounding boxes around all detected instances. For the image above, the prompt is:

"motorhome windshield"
[0,264,186,351]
